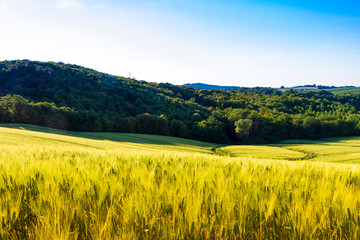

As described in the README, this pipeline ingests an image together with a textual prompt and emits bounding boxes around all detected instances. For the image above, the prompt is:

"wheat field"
[1,124,360,239]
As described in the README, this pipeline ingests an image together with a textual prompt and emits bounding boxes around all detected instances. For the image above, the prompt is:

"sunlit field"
[217,145,305,160]
[219,138,360,164]
[279,138,360,164]
[1,124,360,239]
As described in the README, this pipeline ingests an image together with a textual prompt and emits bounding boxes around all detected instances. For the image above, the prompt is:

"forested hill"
[1,60,360,144]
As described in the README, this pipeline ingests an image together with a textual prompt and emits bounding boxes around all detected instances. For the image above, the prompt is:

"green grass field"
[328,87,360,95]
[1,124,360,239]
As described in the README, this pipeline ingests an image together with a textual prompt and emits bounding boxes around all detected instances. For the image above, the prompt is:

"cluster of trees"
[0,95,176,135]
[1,60,360,144]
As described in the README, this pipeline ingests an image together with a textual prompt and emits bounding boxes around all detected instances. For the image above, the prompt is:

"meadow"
[1,124,360,239]
[328,87,360,95]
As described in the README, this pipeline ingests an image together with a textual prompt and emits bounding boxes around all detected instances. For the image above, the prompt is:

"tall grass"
[1,145,360,239]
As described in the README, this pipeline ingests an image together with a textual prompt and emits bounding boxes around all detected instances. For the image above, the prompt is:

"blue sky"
[0,0,359,87]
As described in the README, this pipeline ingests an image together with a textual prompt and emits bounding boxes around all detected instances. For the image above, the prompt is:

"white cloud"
[56,0,86,9]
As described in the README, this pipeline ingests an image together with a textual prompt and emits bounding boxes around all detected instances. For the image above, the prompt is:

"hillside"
[1,60,360,144]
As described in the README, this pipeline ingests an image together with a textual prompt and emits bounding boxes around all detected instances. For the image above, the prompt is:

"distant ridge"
[184,83,242,91]
[185,83,359,93]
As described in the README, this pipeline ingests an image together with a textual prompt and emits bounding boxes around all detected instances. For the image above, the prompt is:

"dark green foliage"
[0,60,360,143]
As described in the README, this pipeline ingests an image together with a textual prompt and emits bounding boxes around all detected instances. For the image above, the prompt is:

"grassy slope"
[2,124,360,163]
[1,124,360,238]
[0,124,220,154]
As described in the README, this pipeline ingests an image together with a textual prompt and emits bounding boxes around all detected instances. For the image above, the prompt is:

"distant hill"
[184,83,243,91]
[184,83,278,94]
[277,84,358,93]
[328,87,360,95]
[185,83,359,94]
[1,60,360,144]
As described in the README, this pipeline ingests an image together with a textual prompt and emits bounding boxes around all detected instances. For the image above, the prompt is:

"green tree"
[235,119,253,139]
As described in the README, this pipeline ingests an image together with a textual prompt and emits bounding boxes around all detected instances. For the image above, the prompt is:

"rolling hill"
[0,123,219,154]
[1,60,360,144]
[2,123,360,163]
